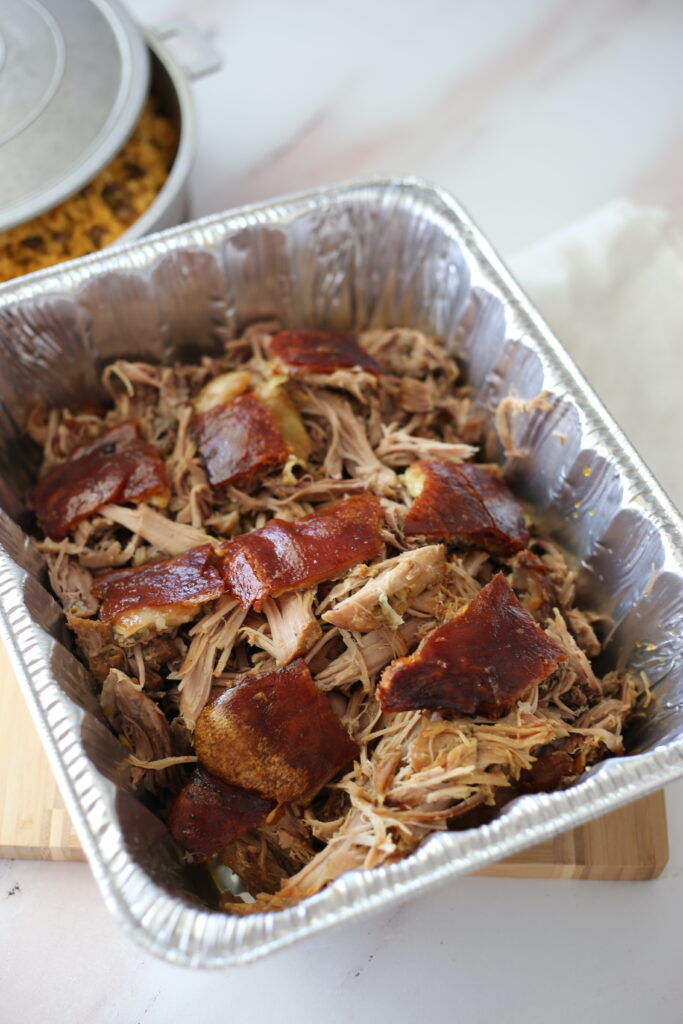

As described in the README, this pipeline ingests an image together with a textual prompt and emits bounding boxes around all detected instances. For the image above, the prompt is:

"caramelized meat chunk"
[378,573,567,717]
[167,767,274,859]
[403,460,528,555]
[220,493,384,610]
[190,392,290,487]
[32,420,169,540]
[195,659,359,804]
[269,329,380,375]
[93,544,225,643]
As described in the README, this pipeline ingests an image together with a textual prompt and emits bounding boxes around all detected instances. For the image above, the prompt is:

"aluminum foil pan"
[0,178,682,967]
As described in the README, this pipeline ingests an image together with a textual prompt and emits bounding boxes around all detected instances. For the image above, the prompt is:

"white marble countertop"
[4,1,683,1021]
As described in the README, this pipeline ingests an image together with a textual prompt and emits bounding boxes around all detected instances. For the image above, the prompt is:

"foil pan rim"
[1,177,683,967]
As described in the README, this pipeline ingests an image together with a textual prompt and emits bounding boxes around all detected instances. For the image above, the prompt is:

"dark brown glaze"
[93,544,225,624]
[189,393,290,487]
[378,572,567,717]
[195,659,359,804]
[167,767,274,859]
[269,329,381,375]
[220,493,384,610]
[32,420,169,540]
[404,460,529,556]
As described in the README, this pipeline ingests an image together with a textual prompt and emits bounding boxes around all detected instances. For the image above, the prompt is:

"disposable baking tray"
[0,178,682,967]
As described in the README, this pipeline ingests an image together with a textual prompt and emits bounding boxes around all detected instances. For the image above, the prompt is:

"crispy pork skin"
[168,767,274,859]
[404,460,528,555]
[93,544,224,643]
[220,493,384,610]
[269,329,380,376]
[378,573,567,717]
[195,659,359,804]
[190,393,290,487]
[32,420,169,539]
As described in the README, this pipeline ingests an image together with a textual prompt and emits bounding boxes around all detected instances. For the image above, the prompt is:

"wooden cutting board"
[0,641,669,877]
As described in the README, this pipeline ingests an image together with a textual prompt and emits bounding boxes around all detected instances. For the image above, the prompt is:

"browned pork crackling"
[28,323,649,912]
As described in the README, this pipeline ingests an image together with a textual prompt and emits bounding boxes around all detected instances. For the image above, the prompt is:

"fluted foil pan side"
[1,179,682,967]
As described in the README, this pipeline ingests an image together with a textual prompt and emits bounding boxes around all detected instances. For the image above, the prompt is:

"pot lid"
[0,0,150,232]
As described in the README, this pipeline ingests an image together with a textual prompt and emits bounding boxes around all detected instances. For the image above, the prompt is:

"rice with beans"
[0,101,178,284]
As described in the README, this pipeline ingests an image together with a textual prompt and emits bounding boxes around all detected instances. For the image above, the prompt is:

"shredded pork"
[30,322,649,915]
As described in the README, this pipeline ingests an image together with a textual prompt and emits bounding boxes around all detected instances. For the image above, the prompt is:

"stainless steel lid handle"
[148,17,221,81]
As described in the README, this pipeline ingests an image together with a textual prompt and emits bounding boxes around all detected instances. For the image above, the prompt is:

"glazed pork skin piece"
[268,329,381,375]
[32,419,169,540]
[403,460,529,556]
[92,544,225,644]
[378,572,567,717]
[190,392,291,487]
[195,659,359,804]
[220,493,384,610]
[167,767,275,860]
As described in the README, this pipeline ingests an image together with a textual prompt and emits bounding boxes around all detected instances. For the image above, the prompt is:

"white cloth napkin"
[510,199,683,513]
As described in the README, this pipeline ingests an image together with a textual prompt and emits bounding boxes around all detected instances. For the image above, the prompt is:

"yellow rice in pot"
[0,102,179,284]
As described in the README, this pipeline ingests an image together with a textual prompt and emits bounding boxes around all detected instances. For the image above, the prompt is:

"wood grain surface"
[0,640,669,878]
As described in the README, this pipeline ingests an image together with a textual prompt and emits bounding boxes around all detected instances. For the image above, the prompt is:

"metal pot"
[121,21,221,242]
[0,4,219,250]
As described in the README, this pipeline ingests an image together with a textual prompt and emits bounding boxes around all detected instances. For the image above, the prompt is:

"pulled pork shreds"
[30,322,650,913]
[172,593,247,730]
[260,590,322,664]
[99,502,215,554]
[323,545,446,632]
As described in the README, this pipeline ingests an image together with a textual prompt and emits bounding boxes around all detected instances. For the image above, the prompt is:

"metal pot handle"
[148,17,221,81]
